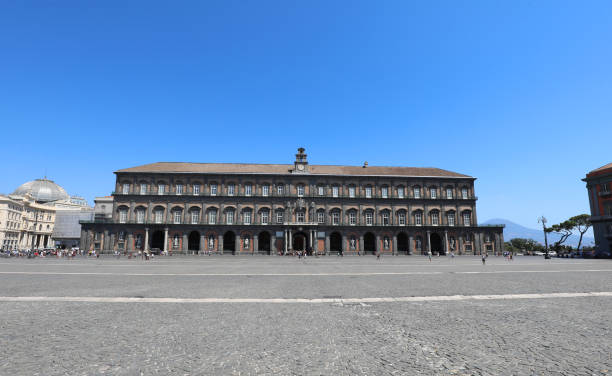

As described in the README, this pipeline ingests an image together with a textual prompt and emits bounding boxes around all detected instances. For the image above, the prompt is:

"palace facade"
[583,162,612,257]
[80,149,504,255]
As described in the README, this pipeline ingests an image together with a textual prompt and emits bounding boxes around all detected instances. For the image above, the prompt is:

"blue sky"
[1,1,611,231]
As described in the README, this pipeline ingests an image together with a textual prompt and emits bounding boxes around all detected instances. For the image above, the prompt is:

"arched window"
[462,211,472,226]
[260,209,270,225]
[317,209,326,224]
[190,209,200,224]
[430,210,440,226]
[276,209,284,224]
[414,210,423,226]
[397,210,407,225]
[348,209,357,225]
[154,207,164,224]
[242,209,252,225]
[365,210,374,226]
[296,209,305,223]
[172,209,183,224]
[447,211,456,226]
[118,207,128,223]
[135,207,146,224]
[331,209,341,225]
[225,208,235,224]
[381,210,390,225]
[207,209,217,224]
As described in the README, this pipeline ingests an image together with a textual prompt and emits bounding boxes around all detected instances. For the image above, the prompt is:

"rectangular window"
[297,211,305,223]
[365,212,373,225]
[398,213,406,225]
[243,211,251,225]
[415,212,422,226]
[365,186,372,198]
[176,184,183,195]
[208,211,216,224]
[382,187,388,198]
[382,212,389,225]
[174,211,181,224]
[158,184,165,195]
[446,188,453,199]
[262,185,269,197]
[227,184,235,196]
[140,184,147,195]
[193,184,200,195]
[602,183,610,192]
[318,186,324,196]
[226,211,234,225]
[122,183,130,194]
[191,211,199,224]
[136,210,145,224]
[210,184,217,196]
[462,188,468,199]
[431,212,439,226]
[119,210,127,223]
[245,184,252,196]
[276,211,284,224]
[398,187,404,198]
[448,214,455,226]
[317,211,325,224]
[349,212,356,225]
[155,210,163,224]
[332,186,339,198]
[297,185,305,197]
[414,187,421,199]
[463,213,471,226]
[332,212,340,225]
[430,188,437,199]
[261,211,269,224]
[277,185,284,195]
[349,186,355,198]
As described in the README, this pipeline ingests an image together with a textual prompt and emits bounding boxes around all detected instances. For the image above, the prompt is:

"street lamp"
[538,216,549,256]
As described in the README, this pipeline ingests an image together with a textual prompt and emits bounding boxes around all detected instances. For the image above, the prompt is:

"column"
[163,228,168,253]
[144,228,149,252]
[444,231,449,254]
[284,229,288,255]
[253,234,258,254]
[80,229,87,250]
[127,232,134,252]
[341,233,347,254]
[392,234,397,256]
[199,233,205,254]
[103,230,109,251]
[313,230,318,253]
[182,233,188,253]
[218,234,224,254]
[359,234,364,255]
[288,230,292,252]
[271,233,276,255]
[376,234,381,254]
[235,233,240,255]
[408,235,413,255]
[325,233,330,255]
[427,231,431,253]
[458,234,464,255]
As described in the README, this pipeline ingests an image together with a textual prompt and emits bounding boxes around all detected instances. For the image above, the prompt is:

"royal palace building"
[80,149,504,256]
[583,162,612,257]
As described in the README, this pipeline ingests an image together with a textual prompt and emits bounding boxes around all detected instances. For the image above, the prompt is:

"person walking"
[481,253,486,265]
[427,250,432,262]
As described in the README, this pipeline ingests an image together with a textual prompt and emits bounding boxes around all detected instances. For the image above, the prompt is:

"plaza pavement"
[0,255,611,375]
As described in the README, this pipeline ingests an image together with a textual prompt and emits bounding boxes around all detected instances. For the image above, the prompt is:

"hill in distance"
[481,218,594,248]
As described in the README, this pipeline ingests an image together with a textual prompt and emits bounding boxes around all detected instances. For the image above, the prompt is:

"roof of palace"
[115,162,472,178]
[586,162,612,178]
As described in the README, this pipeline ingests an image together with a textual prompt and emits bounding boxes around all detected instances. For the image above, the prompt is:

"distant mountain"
[481,218,594,248]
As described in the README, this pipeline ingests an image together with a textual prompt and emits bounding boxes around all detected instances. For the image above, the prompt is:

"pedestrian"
[481,254,486,265]
[450,251,455,259]
[427,250,432,262]
[376,251,380,260]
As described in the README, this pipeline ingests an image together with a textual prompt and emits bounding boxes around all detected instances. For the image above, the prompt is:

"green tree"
[510,238,540,254]
[545,220,574,253]
[569,214,591,252]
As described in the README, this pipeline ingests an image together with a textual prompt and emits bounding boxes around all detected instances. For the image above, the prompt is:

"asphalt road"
[1,255,611,375]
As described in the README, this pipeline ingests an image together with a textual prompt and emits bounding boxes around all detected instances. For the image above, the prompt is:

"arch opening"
[188,231,200,253]
[364,232,376,254]
[223,231,236,254]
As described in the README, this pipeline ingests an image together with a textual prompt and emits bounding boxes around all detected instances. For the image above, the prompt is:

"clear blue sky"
[1,1,611,231]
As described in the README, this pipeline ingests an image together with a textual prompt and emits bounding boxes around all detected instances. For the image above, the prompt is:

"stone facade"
[583,162,612,257]
[0,194,56,250]
[80,149,504,255]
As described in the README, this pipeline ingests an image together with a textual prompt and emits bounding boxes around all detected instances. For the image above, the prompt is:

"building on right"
[583,162,612,257]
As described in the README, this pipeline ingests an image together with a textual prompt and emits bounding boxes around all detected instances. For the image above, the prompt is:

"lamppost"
[538,216,549,255]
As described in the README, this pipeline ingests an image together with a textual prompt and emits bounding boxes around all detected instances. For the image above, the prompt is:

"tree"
[545,220,574,253]
[569,214,591,252]
[509,238,540,254]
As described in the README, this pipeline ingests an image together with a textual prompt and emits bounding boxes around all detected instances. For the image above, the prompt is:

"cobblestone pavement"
[1,256,611,375]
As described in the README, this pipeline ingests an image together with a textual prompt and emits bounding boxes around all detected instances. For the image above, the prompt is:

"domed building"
[13,178,70,203]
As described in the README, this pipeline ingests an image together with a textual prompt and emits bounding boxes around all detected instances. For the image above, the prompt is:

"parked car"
[547,251,557,257]
[534,251,545,256]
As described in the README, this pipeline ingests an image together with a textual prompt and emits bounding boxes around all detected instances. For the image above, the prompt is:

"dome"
[13,178,70,203]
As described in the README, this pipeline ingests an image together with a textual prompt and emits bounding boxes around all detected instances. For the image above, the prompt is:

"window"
[446,188,453,199]
[297,185,305,197]
[317,211,325,224]
[414,187,421,199]
[243,210,252,225]
[173,234,180,249]
[448,213,455,226]
[122,183,130,194]
[227,184,235,196]
[208,210,217,224]
[332,186,339,198]
[463,212,471,226]
[277,185,284,195]
[176,184,183,195]
[415,212,422,226]
[365,186,372,198]
[382,212,390,225]
[431,211,439,226]
[276,211,284,224]
[601,183,610,192]
[261,210,269,225]
[140,183,147,195]
[119,210,127,223]
[398,187,404,198]
[158,184,165,195]
[398,212,406,225]
[381,186,388,198]
[226,210,234,224]
[332,212,340,225]
[349,211,356,225]
[173,211,182,224]
[462,188,468,199]
[191,211,199,224]
[210,184,217,196]
[245,184,252,196]
[155,210,163,224]
[430,188,437,199]
[318,186,324,196]
[193,184,200,195]
[136,210,145,224]
[365,211,373,225]
[296,211,305,223]
[262,185,269,197]
[349,186,355,198]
